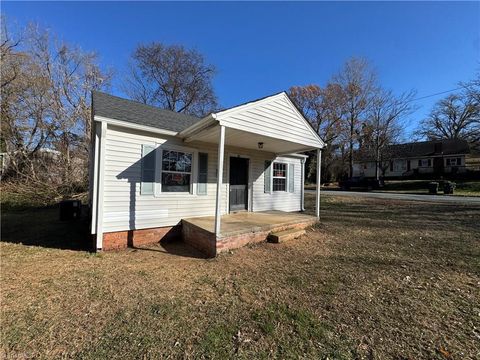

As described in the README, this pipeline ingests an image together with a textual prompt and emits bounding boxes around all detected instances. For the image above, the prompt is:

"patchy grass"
[381,179,480,196]
[1,195,479,359]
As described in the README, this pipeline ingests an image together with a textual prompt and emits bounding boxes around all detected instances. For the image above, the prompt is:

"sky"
[3,1,479,137]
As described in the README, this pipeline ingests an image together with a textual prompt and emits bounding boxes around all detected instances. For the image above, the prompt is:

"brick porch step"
[267,228,306,243]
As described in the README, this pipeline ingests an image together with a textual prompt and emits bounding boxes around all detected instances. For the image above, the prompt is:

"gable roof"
[357,139,471,162]
[92,91,201,133]
[212,92,325,148]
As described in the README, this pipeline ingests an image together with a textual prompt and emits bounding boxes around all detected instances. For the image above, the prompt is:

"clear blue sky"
[3,1,479,136]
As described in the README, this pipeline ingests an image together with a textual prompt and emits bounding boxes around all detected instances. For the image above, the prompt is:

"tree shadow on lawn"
[1,205,208,258]
[1,205,93,251]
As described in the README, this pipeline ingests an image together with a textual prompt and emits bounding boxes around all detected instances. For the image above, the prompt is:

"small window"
[161,150,192,192]
[419,159,431,167]
[273,162,287,192]
[393,160,407,172]
[446,158,461,166]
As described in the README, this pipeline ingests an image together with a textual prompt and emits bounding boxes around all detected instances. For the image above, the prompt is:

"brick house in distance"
[353,139,480,178]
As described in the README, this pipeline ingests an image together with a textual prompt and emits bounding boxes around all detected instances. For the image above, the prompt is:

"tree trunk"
[349,116,354,178]
[375,134,380,180]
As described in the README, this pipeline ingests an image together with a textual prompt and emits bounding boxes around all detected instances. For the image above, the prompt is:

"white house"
[89,91,324,255]
[353,139,478,178]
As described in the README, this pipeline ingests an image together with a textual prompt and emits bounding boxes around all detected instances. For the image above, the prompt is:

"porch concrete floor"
[183,211,317,238]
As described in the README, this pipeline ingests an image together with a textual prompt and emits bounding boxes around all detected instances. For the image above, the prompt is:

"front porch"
[182,211,317,257]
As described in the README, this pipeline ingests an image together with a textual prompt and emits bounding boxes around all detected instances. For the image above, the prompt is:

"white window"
[161,150,192,192]
[446,157,461,166]
[393,160,407,172]
[272,162,287,192]
[418,159,431,167]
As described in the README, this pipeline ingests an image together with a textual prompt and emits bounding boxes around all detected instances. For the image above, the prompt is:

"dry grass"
[1,195,479,359]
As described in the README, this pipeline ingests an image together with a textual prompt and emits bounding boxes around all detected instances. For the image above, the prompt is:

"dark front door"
[229,157,249,212]
[433,157,444,175]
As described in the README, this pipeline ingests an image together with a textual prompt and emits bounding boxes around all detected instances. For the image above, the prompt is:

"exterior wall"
[98,125,304,239]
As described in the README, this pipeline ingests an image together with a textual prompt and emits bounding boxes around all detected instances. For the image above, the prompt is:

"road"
[305,189,480,205]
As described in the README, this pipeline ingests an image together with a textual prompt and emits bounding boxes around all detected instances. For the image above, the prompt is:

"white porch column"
[315,148,322,219]
[214,125,226,235]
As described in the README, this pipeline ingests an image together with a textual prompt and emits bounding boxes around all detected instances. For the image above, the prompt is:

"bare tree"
[362,89,416,179]
[123,42,217,117]
[289,84,346,181]
[417,81,480,150]
[332,57,377,177]
[1,19,111,202]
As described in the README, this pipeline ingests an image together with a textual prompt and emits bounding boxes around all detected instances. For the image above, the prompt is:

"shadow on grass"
[1,205,93,251]
[1,205,208,258]
[130,241,208,260]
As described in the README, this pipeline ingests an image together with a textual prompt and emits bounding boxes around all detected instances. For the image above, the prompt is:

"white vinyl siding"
[215,94,321,148]
[101,125,303,233]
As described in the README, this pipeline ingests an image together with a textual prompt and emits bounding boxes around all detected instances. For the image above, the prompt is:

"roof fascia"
[94,115,178,136]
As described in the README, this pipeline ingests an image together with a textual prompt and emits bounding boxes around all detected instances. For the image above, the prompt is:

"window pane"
[273,178,286,192]
[273,163,286,177]
[162,150,192,172]
[162,172,190,192]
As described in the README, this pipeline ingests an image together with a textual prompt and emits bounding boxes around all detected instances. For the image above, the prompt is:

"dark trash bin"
[444,181,456,195]
[428,182,439,194]
[59,200,82,221]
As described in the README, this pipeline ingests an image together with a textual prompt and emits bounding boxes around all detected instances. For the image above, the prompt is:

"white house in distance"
[89,91,325,256]
[353,139,479,178]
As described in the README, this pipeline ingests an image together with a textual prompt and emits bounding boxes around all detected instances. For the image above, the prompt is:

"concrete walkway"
[306,189,480,205]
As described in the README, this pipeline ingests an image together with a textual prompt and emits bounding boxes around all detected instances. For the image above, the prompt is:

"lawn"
[306,180,480,197]
[1,195,479,359]
[380,180,480,197]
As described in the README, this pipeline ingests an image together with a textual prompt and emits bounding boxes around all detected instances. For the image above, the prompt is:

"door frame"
[226,153,252,213]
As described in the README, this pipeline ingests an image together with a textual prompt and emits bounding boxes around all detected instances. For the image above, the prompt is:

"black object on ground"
[59,200,82,221]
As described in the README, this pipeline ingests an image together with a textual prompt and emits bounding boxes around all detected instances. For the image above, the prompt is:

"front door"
[229,157,249,212]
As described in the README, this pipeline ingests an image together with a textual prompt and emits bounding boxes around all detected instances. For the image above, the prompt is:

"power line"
[409,85,473,103]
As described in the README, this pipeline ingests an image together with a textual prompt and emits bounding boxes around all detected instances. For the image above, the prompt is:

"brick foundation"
[182,218,317,257]
[99,217,316,255]
[216,220,316,255]
[181,220,217,257]
[102,225,181,250]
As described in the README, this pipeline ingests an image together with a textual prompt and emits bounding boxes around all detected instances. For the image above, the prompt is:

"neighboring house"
[89,91,324,254]
[353,139,480,178]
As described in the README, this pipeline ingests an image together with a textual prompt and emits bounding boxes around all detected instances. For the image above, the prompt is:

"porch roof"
[179,92,325,154]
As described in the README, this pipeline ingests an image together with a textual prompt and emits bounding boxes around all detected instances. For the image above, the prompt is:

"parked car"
[339,177,383,191]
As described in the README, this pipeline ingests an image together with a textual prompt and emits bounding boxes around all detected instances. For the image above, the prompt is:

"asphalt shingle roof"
[92,91,201,133]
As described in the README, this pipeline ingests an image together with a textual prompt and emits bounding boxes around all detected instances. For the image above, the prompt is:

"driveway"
[306,189,480,204]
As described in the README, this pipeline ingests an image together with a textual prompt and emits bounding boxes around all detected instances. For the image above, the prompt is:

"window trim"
[272,161,288,192]
[155,145,197,195]
[446,157,461,166]
[418,159,431,167]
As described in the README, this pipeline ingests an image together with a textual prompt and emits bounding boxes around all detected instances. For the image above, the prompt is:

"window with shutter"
[197,152,208,195]
[141,144,156,195]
